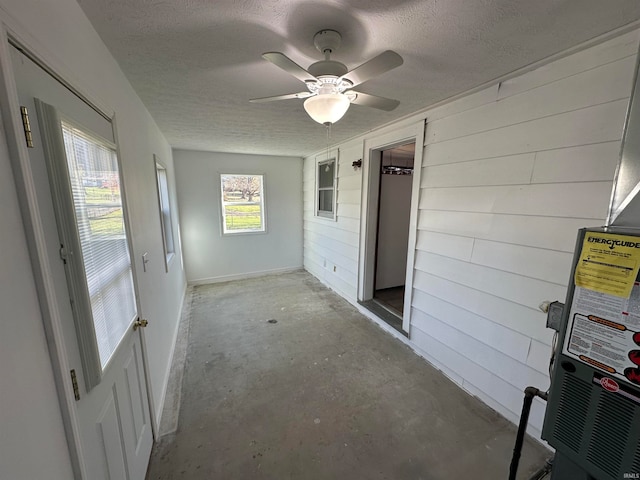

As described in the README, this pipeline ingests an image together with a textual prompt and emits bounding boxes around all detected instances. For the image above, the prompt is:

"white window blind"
[62,123,137,368]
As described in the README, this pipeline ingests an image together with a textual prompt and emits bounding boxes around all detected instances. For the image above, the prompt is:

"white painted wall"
[174,149,303,284]
[0,107,76,480]
[0,0,187,476]
[303,29,640,439]
[304,143,363,302]
[375,173,412,290]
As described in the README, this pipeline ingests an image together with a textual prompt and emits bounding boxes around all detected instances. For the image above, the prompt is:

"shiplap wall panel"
[337,189,361,205]
[426,85,499,122]
[527,340,553,375]
[414,251,567,311]
[418,211,593,252]
[333,216,360,233]
[337,174,361,191]
[305,220,359,247]
[419,182,612,219]
[531,141,620,184]
[336,203,360,219]
[412,270,553,345]
[409,326,543,432]
[421,153,536,188]
[304,238,359,275]
[411,309,549,389]
[411,292,531,362]
[424,99,628,166]
[470,240,574,285]
[497,30,638,100]
[304,229,358,260]
[415,230,474,262]
[426,55,635,144]
[412,30,638,437]
[409,329,466,387]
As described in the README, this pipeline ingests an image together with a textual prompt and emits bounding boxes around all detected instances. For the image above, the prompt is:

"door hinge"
[70,369,80,401]
[20,106,34,148]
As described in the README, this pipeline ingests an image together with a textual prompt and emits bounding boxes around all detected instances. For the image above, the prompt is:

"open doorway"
[374,144,414,312]
[360,141,415,335]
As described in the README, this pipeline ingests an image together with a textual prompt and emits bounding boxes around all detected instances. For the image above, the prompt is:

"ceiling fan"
[250,29,403,125]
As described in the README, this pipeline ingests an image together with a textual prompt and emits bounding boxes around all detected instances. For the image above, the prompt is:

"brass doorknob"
[133,319,149,331]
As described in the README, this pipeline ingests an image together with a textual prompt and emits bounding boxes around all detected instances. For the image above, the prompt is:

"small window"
[220,174,265,234]
[155,157,175,270]
[317,157,336,219]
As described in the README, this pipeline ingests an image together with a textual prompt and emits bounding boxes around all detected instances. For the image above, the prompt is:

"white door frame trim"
[357,120,425,334]
[0,21,85,479]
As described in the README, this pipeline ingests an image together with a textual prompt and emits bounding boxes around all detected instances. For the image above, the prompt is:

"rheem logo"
[600,377,619,392]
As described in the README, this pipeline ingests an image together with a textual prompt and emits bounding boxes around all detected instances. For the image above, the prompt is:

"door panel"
[97,392,128,479]
[11,45,152,479]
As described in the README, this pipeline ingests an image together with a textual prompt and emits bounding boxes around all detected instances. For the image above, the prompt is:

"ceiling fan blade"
[249,92,315,103]
[262,52,317,83]
[342,50,403,87]
[348,91,400,111]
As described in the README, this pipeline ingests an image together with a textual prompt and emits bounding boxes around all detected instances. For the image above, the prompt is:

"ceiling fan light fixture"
[303,93,350,125]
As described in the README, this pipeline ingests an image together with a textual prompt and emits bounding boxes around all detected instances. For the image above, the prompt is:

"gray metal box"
[542,228,640,480]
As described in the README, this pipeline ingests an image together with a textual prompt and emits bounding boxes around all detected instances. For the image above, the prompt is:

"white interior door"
[11,45,152,479]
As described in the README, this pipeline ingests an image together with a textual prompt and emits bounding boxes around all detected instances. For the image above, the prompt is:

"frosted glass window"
[62,123,137,368]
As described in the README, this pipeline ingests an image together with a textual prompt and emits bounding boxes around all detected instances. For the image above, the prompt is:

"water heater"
[542,227,640,479]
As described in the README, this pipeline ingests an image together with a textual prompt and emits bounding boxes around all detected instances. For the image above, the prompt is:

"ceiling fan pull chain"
[326,123,331,161]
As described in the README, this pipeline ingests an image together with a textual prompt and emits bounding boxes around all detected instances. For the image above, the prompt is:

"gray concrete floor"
[146,271,549,479]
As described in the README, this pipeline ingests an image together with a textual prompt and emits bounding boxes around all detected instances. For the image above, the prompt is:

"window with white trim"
[154,158,175,269]
[61,122,136,371]
[316,157,336,219]
[220,174,265,234]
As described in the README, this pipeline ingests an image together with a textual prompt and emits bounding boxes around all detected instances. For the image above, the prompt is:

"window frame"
[37,99,139,389]
[315,153,338,220]
[219,173,267,235]
[154,155,176,271]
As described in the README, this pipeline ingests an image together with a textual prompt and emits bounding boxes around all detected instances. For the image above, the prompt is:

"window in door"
[316,157,336,219]
[220,174,266,234]
[154,157,175,269]
[61,121,137,376]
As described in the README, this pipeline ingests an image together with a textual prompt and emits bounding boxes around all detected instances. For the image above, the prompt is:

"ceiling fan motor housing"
[309,30,348,78]
[314,29,342,54]
[308,60,348,77]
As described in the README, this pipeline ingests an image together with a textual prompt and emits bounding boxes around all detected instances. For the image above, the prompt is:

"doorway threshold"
[359,299,408,337]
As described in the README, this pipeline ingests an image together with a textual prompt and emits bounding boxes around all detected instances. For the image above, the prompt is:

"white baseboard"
[153,282,189,431]
[189,266,302,285]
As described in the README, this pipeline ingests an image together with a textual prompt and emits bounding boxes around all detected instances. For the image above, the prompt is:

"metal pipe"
[508,386,549,480]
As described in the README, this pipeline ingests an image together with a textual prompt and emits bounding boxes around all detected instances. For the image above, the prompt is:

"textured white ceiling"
[76,0,640,157]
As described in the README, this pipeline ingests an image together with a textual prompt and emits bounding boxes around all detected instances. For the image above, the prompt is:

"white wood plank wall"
[413,30,639,437]
[303,29,640,440]
[303,143,363,302]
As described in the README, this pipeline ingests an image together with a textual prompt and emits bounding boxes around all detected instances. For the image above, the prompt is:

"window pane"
[62,124,137,368]
[318,160,334,188]
[156,164,175,256]
[220,174,265,233]
[318,190,333,213]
